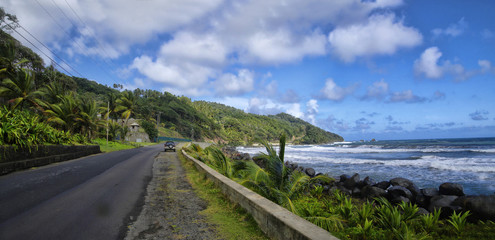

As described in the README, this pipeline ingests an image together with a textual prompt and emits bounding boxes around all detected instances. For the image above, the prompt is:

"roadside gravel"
[124,147,219,240]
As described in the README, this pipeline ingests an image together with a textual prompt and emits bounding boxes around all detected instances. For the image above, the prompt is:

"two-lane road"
[0,144,164,240]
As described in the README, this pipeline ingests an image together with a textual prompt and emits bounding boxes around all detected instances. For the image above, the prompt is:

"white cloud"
[362,79,389,100]
[213,69,254,96]
[479,60,495,74]
[320,78,357,101]
[431,18,468,38]
[130,55,215,96]
[286,103,304,119]
[160,31,227,67]
[242,29,327,64]
[305,99,319,124]
[414,47,477,81]
[414,47,444,78]
[328,13,422,62]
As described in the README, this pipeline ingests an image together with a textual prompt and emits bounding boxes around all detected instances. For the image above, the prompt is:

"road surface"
[0,144,163,240]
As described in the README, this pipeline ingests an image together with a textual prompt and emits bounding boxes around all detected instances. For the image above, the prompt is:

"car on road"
[164,141,176,152]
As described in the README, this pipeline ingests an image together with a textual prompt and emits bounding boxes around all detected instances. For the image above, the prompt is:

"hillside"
[0,28,342,146]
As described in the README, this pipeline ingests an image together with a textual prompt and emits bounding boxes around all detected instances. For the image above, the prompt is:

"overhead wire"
[1,19,74,76]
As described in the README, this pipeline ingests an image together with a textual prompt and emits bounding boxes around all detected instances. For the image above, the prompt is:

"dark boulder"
[414,193,429,208]
[390,196,410,205]
[361,185,387,199]
[388,186,413,200]
[421,188,440,198]
[344,173,360,189]
[296,166,305,173]
[428,195,461,219]
[304,168,316,178]
[373,181,390,190]
[339,174,350,183]
[439,182,464,196]
[452,195,495,221]
[390,177,420,196]
[352,187,362,198]
[362,176,376,187]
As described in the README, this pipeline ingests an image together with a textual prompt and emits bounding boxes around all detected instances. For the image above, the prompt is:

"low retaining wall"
[0,145,101,175]
[182,150,338,240]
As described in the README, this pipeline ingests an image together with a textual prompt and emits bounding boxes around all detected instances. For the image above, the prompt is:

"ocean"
[237,137,495,195]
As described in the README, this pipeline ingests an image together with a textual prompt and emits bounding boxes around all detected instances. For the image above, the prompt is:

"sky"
[2,0,495,140]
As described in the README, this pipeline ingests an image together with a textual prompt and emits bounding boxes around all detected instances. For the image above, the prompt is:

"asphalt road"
[0,144,164,240]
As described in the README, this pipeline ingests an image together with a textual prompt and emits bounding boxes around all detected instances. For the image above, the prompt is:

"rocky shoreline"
[222,146,495,222]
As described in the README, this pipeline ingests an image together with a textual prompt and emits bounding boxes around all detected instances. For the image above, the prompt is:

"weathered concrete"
[0,145,101,175]
[182,150,339,240]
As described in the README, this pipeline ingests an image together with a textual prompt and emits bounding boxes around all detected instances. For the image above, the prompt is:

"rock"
[439,182,464,196]
[452,195,495,221]
[339,174,350,183]
[417,208,430,215]
[373,181,390,190]
[361,186,387,199]
[344,173,360,189]
[428,195,461,218]
[296,166,305,173]
[390,196,410,205]
[362,176,376,187]
[315,172,323,177]
[421,188,439,198]
[388,186,413,200]
[304,168,316,178]
[390,177,420,196]
[415,193,428,208]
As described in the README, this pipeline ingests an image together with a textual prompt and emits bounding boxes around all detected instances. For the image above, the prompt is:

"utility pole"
[106,101,109,146]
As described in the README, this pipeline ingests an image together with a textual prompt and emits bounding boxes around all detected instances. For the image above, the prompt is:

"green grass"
[93,138,158,152]
[178,151,269,240]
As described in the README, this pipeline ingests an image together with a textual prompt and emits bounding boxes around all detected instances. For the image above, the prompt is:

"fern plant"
[447,210,470,237]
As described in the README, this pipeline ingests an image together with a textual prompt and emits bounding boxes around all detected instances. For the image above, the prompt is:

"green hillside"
[0,28,342,146]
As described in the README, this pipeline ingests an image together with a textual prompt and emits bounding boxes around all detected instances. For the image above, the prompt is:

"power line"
[61,0,120,69]
[1,19,74,76]
[34,0,119,83]
[17,24,84,77]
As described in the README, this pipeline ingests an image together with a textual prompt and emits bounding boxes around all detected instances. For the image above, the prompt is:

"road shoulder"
[124,150,218,240]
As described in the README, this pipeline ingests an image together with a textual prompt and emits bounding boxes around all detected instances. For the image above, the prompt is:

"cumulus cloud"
[328,13,422,62]
[431,18,468,38]
[213,69,254,96]
[362,79,389,100]
[354,118,375,131]
[469,110,489,121]
[242,29,327,65]
[306,99,319,124]
[479,60,495,74]
[320,78,357,101]
[414,47,476,81]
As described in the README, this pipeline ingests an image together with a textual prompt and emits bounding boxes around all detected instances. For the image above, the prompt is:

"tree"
[0,68,43,110]
[140,120,158,142]
[115,90,136,125]
[76,98,103,139]
[0,7,19,32]
[43,93,79,132]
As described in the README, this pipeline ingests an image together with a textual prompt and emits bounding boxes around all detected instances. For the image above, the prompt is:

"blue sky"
[3,0,495,140]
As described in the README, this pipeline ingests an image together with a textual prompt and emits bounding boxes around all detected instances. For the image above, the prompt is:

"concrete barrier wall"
[182,150,339,240]
[0,145,101,175]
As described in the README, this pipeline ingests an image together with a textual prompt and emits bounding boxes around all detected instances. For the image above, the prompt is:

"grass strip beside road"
[93,138,158,152]
[178,151,269,240]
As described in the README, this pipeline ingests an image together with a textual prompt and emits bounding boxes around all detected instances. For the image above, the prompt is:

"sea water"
[237,137,495,195]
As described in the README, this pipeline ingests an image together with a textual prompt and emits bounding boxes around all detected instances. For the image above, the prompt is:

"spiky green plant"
[0,68,43,110]
[447,210,470,236]
[420,208,441,232]
[398,201,420,222]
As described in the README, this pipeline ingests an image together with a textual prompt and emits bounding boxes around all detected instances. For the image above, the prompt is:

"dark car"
[164,141,176,152]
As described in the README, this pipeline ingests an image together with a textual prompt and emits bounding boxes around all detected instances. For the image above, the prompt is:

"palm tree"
[44,93,78,132]
[238,135,333,213]
[115,90,136,125]
[0,68,42,110]
[76,98,103,139]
